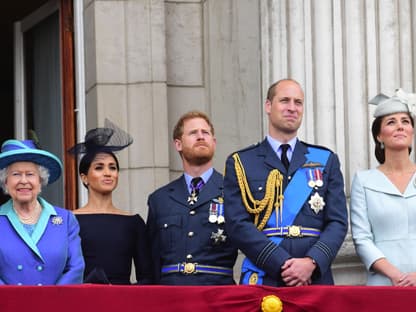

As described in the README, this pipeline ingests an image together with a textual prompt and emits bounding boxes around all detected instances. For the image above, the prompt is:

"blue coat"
[0,197,85,285]
[223,139,348,286]
[147,170,238,285]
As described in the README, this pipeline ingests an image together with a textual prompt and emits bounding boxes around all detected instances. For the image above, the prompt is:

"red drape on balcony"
[1,284,415,312]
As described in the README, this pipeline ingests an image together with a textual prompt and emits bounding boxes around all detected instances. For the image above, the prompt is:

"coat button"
[189,210,196,215]
[188,232,194,237]
[37,265,43,271]
[186,254,193,260]
[17,265,23,271]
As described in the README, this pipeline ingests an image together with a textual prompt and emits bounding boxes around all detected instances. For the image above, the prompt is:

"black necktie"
[280,144,290,170]
[188,177,204,205]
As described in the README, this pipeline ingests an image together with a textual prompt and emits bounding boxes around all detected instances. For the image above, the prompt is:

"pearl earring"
[380,142,384,150]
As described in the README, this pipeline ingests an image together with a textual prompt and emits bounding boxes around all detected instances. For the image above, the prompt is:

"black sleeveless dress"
[76,214,152,284]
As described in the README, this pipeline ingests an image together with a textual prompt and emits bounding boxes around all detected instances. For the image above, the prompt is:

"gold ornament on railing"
[261,295,283,312]
[233,153,284,230]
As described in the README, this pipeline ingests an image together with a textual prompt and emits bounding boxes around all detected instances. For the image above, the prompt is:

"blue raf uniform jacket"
[146,170,238,285]
[223,139,348,286]
[0,197,85,285]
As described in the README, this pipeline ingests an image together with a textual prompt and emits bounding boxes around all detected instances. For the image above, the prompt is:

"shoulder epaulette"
[230,142,261,156]
[301,141,333,153]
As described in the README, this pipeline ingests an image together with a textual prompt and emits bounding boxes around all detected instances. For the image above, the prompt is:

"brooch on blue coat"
[51,216,63,225]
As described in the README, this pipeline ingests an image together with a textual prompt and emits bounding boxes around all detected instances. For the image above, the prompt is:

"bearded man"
[146,111,237,285]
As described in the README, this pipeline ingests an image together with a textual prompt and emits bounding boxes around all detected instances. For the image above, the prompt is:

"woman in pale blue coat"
[0,139,85,285]
[350,89,416,286]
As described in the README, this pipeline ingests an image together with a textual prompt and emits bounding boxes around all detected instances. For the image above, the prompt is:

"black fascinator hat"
[68,118,133,155]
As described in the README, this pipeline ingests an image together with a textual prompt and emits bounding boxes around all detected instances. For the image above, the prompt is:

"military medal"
[314,168,323,187]
[217,197,225,224]
[187,191,198,205]
[211,228,227,244]
[308,192,325,214]
[209,215,217,223]
[188,177,204,205]
[209,202,218,223]
[306,169,315,188]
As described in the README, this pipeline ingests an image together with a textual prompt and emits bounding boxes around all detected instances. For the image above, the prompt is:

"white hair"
[0,164,50,194]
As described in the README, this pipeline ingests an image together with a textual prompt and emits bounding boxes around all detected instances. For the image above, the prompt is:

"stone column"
[83,0,169,218]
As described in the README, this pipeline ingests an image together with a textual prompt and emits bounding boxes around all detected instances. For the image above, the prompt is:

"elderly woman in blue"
[0,139,85,285]
[350,89,416,286]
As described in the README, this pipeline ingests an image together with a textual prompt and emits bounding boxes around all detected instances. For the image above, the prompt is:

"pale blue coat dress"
[350,169,416,285]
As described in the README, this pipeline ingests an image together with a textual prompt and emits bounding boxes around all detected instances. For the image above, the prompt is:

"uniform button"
[186,254,193,260]
[37,265,43,271]
[17,265,23,271]
[163,224,168,228]
[189,210,196,215]
[288,176,292,180]
[17,283,22,286]
[188,232,194,237]
[37,283,43,286]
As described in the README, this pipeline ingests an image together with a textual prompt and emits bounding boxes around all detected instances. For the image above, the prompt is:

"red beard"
[182,143,214,166]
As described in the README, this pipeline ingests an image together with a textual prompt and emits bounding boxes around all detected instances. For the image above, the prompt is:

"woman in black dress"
[69,119,152,284]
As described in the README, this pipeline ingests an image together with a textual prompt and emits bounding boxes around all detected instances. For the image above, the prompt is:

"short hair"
[173,111,215,140]
[266,78,302,101]
[79,151,120,189]
[371,113,414,164]
[0,164,50,194]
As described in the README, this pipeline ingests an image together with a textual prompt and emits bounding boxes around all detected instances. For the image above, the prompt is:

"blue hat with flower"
[370,88,416,118]
[0,139,63,184]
